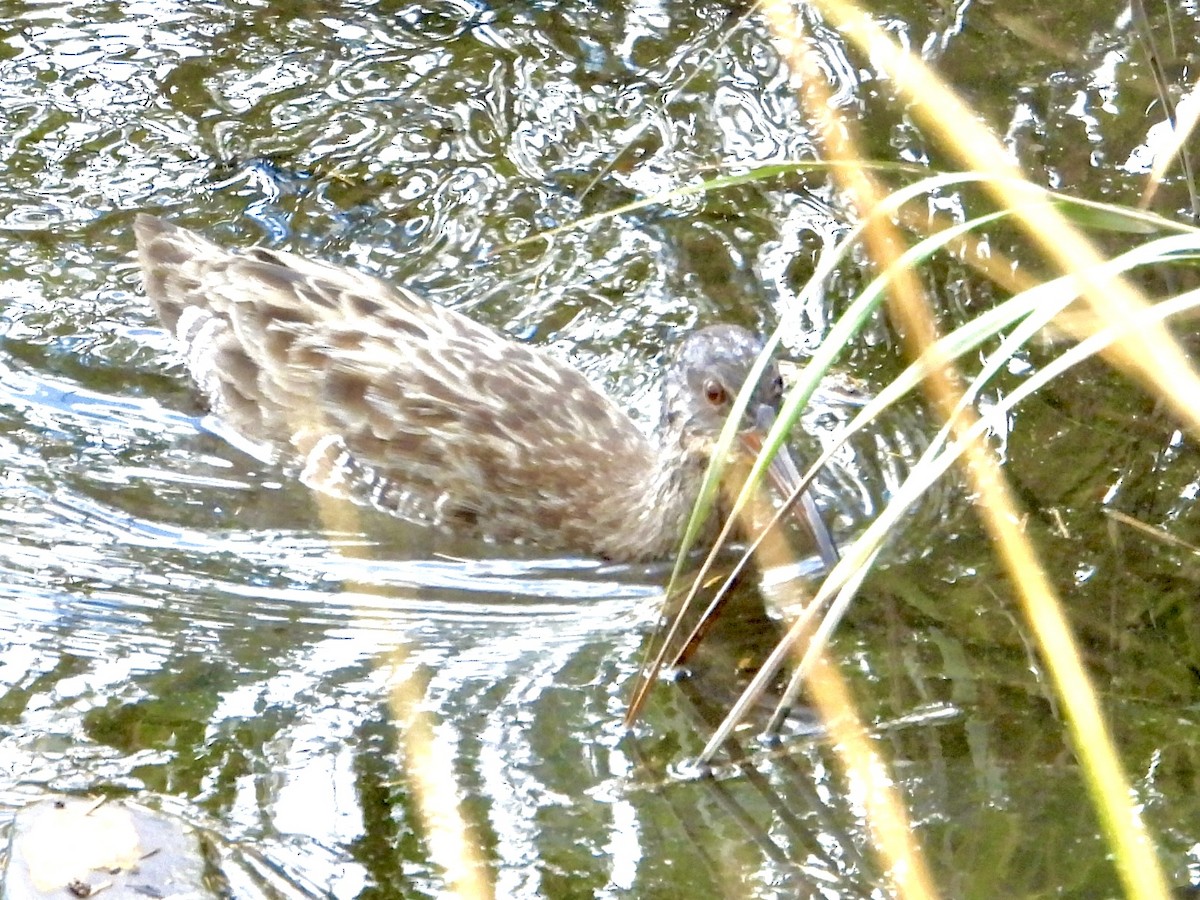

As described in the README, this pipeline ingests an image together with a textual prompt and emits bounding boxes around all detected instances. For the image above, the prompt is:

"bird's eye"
[771,374,784,399]
[703,378,727,406]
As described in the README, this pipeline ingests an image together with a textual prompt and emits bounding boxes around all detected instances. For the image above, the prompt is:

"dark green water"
[0,1,1198,897]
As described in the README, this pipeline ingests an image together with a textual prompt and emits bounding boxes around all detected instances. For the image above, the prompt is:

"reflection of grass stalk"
[675,2,1188,897]
[762,3,946,895]
[388,666,493,900]
[295,452,492,898]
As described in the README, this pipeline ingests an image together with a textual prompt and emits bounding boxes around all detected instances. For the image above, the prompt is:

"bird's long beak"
[740,405,840,569]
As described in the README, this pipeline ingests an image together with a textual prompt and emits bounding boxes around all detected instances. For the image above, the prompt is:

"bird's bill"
[740,407,839,569]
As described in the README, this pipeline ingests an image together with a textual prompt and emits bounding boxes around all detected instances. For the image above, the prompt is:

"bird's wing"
[134,215,658,553]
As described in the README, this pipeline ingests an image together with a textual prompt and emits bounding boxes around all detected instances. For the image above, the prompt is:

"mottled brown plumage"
[134,214,836,562]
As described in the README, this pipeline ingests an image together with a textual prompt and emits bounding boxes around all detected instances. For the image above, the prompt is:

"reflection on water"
[1,0,1199,897]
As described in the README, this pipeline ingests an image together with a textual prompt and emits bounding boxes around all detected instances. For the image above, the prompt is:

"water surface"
[1,2,1198,896]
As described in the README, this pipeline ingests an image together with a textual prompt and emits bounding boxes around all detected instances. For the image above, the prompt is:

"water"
[1,1,1199,897]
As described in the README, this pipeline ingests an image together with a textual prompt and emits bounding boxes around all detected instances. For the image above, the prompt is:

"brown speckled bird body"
[134,215,817,561]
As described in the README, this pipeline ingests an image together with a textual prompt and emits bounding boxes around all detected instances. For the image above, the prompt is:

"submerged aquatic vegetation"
[593,3,1200,898]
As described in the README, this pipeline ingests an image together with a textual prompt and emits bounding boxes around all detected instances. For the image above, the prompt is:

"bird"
[134,214,837,563]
